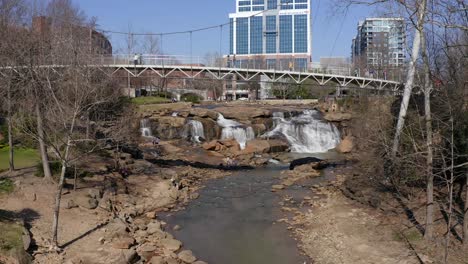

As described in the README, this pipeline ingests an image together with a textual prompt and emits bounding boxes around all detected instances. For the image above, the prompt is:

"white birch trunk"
[391,0,428,156]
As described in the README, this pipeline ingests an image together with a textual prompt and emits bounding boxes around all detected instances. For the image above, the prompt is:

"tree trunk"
[391,0,428,157]
[444,118,455,263]
[36,103,52,179]
[464,171,468,247]
[7,83,14,171]
[421,30,434,241]
[52,133,72,247]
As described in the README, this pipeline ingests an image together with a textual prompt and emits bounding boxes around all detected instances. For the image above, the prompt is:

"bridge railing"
[94,54,203,66]
[90,54,403,81]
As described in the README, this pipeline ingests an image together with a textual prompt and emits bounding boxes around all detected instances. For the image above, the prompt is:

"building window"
[252,0,264,4]
[239,6,251,12]
[279,15,293,53]
[294,15,308,53]
[236,18,249,54]
[280,0,293,9]
[266,16,277,54]
[295,4,308,9]
[267,0,277,9]
[250,16,263,54]
[239,0,251,6]
[252,5,264,11]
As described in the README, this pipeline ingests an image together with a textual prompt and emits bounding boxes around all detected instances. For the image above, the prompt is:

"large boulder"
[268,140,289,153]
[160,238,182,252]
[242,139,271,154]
[289,157,327,170]
[192,117,221,140]
[151,117,187,140]
[216,107,271,121]
[336,136,354,153]
[75,194,99,209]
[323,112,352,122]
[237,139,289,155]
[251,124,267,136]
[189,108,219,120]
[178,250,197,263]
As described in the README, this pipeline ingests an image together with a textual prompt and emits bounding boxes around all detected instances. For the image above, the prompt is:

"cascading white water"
[140,119,153,138]
[184,120,205,143]
[264,110,341,153]
[172,112,179,117]
[217,114,255,149]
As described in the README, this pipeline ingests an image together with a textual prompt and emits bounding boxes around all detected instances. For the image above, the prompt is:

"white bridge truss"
[110,64,402,92]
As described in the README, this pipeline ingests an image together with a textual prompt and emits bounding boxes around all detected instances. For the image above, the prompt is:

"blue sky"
[76,0,377,61]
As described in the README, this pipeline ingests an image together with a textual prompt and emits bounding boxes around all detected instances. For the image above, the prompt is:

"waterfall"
[264,110,341,153]
[172,112,178,117]
[217,114,255,149]
[184,120,205,143]
[140,119,153,138]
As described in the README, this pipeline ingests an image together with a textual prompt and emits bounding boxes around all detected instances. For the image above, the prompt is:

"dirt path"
[296,186,421,264]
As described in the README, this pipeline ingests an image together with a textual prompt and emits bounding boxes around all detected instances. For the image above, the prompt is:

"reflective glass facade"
[265,16,277,54]
[236,17,249,54]
[294,15,307,53]
[250,16,263,54]
[229,0,311,69]
[267,0,277,9]
[279,15,293,53]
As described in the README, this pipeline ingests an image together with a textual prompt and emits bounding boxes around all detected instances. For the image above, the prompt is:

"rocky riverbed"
[1,101,426,264]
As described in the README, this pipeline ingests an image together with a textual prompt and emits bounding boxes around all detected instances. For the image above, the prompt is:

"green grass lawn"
[131,96,170,105]
[0,147,39,171]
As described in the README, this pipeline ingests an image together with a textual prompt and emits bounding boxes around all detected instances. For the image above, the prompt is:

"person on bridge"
[133,53,140,66]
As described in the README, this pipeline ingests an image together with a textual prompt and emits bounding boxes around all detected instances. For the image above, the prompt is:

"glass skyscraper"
[228,0,312,71]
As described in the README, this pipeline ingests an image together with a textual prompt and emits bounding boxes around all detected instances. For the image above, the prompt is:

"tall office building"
[228,0,312,71]
[351,18,406,77]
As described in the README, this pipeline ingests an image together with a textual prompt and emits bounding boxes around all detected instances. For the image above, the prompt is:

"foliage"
[181,93,203,104]
[0,178,14,194]
[0,147,39,171]
[131,96,170,105]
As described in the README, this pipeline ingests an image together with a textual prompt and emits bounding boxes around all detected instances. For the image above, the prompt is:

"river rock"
[251,123,267,135]
[336,136,354,153]
[152,116,186,140]
[178,250,197,263]
[216,107,271,120]
[75,194,99,209]
[289,157,325,170]
[112,236,135,249]
[193,262,208,264]
[165,258,180,264]
[150,256,167,264]
[189,108,219,120]
[271,184,285,191]
[323,112,352,122]
[267,140,289,153]
[202,140,218,151]
[193,117,221,141]
[88,188,103,199]
[160,238,182,252]
[147,221,162,234]
[63,198,78,209]
[105,219,128,240]
[242,139,270,154]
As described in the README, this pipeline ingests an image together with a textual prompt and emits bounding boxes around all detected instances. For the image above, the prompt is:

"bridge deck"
[108,64,402,91]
